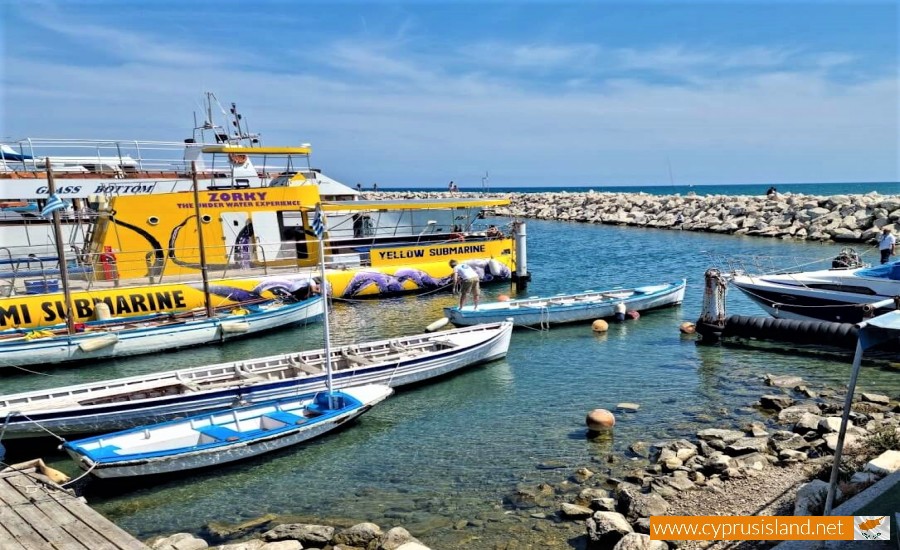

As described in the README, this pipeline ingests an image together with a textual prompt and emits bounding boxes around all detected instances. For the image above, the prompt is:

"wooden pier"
[0,462,147,549]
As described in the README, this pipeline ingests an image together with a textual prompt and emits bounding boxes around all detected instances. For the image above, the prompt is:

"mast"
[44,160,76,335]
[312,203,333,400]
[191,162,215,319]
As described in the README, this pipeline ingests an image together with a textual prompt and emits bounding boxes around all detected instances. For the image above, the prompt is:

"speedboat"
[730,259,900,323]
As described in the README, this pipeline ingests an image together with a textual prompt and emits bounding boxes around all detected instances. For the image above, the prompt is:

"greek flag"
[311,204,325,239]
[40,194,66,218]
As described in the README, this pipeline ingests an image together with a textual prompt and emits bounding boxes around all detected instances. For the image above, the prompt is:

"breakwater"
[370,191,900,242]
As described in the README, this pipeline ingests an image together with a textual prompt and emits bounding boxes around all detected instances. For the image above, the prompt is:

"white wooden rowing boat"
[444,280,686,327]
[62,384,392,478]
[0,321,512,438]
[0,297,323,368]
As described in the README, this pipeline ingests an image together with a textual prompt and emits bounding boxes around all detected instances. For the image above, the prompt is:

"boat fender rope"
[61,460,98,488]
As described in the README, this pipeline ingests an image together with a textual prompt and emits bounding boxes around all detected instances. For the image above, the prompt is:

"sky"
[1,1,898,188]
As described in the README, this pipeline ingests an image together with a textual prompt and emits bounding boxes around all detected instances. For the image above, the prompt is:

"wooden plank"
[0,474,86,550]
[0,477,57,549]
[5,473,117,550]
[0,500,46,549]
[0,522,27,550]
[39,483,148,550]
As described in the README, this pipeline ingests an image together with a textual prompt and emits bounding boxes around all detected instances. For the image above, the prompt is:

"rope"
[61,461,97,488]
[5,412,67,443]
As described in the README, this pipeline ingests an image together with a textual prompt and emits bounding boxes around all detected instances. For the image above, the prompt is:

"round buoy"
[425,317,450,332]
[591,319,608,332]
[498,294,510,302]
[679,322,696,334]
[627,310,640,320]
[586,409,616,431]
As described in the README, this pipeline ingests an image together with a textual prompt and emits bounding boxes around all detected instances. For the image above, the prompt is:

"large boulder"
[865,450,900,476]
[794,480,839,516]
[616,484,670,520]
[561,503,595,519]
[332,523,382,548]
[586,511,634,547]
[150,533,209,550]
[760,395,794,411]
[696,429,744,444]
[263,524,334,545]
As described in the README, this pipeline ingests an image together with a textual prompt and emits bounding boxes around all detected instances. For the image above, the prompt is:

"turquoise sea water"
[4,215,900,548]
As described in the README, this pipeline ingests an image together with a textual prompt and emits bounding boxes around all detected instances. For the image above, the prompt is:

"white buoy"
[426,317,450,332]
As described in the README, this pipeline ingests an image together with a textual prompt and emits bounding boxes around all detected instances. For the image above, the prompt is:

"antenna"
[481,171,489,192]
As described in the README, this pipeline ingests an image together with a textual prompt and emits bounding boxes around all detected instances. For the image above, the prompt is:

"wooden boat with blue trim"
[444,280,686,327]
[0,296,323,369]
[0,321,512,439]
[62,384,392,478]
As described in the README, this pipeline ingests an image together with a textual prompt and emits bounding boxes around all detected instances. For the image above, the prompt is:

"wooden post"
[191,162,215,319]
[46,159,76,335]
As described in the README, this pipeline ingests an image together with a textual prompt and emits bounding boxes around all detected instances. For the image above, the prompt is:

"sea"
[3,181,900,548]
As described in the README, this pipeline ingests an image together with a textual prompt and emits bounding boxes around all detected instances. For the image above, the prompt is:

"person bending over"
[450,259,480,309]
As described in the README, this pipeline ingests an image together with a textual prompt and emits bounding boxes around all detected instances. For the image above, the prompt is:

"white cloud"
[3,8,896,187]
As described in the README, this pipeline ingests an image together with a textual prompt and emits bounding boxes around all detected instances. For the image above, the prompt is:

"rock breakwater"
[368,191,900,242]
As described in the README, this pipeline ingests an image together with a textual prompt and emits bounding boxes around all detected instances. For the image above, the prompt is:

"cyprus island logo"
[854,516,890,541]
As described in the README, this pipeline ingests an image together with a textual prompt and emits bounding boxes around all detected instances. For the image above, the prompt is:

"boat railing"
[0,139,313,184]
[705,252,845,278]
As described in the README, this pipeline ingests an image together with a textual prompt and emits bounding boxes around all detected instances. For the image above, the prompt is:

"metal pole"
[513,221,529,290]
[191,162,215,319]
[824,337,865,514]
[46,160,76,335]
[317,216,333,399]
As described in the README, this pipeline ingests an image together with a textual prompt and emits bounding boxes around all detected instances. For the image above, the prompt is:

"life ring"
[228,153,248,165]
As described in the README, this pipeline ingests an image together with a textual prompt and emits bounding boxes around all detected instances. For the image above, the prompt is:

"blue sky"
[2,1,898,188]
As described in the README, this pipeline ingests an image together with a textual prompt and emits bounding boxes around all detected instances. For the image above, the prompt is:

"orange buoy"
[627,310,640,320]
[679,322,696,334]
[591,319,608,332]
[586,409,616,431]
[498,294,510,302]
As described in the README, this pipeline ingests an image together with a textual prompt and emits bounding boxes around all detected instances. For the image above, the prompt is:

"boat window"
[805,284,877,295]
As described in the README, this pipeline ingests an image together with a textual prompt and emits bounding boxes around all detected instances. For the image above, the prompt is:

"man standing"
[449,259,480,309]
[879,227,896,264]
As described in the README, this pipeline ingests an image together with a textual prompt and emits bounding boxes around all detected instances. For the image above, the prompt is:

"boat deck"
[0,464,147,550]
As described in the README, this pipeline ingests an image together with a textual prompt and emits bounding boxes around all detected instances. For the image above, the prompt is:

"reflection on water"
[4,219,899,546]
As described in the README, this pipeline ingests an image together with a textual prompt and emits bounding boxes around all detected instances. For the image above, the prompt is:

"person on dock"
[878,227,895,264]
[372,182,378,192]
[356,182,362,193]
[450,259,480,309]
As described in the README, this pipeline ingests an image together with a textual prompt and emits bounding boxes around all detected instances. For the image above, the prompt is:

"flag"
[311,204,325,238]
[40,194,66,218]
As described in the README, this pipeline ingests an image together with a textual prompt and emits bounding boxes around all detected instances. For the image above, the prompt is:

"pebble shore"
[367,191,900,242]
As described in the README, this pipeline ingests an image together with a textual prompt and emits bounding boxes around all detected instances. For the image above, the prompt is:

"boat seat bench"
[265,411,307,425]
[88,445,121,460]
[196,425,243,442]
